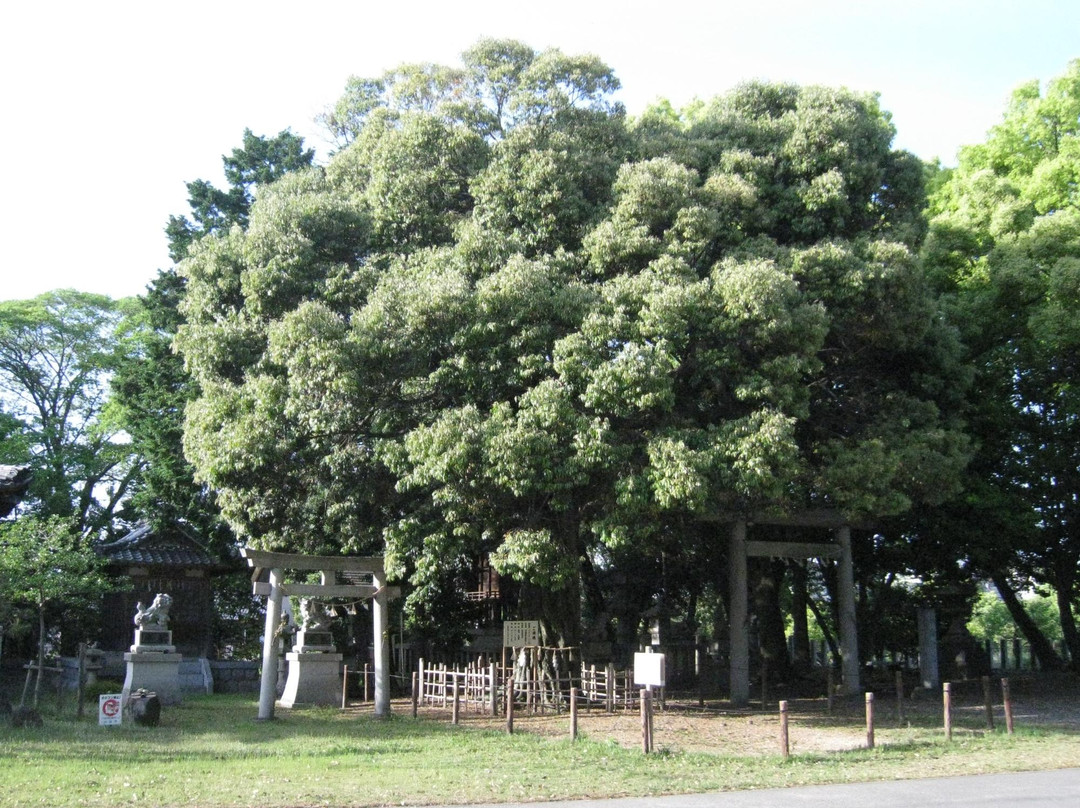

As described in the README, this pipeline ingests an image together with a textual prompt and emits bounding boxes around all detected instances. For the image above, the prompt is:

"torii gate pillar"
[372,567,390,716]
[728,520,750,706]
[257,568,284,720]
[836,525,861,695]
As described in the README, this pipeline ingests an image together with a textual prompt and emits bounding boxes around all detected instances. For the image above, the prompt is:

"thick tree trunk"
[1052,571,1079,670]
[806,593,840,666]
[751,559,791,681]
[789,561,811,671]
[992,574,1065,671]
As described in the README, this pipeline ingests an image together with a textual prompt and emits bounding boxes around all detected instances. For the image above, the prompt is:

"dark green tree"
[165,128,315,262]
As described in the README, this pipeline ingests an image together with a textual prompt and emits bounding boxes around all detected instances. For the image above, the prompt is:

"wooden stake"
[982,675,995,731]
[342,665,349,709]
[363,663,370,703]
[866,692,875,749]
[506,675,514,735]
[411,671,419,718]
[640,688,651,754]
[570,686,578,741]
[779,700,790,758]
[452,674,460,725]
[1002,677,1014,735]
[943,682,953,742]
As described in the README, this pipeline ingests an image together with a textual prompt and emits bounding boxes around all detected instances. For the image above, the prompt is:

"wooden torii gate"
[240,548,398,719]
[718,511,870,706]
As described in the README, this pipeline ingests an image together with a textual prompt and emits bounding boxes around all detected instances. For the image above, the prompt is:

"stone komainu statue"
[134,593,173,630]
[298,598,333,632]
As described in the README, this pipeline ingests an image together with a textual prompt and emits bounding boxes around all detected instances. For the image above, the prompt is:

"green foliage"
[165,128,315,262]
[967,589,1062,644]
[176,41,966,649]
[924,58,1080,665]
[0,291,140,535]
[0,515,114,665]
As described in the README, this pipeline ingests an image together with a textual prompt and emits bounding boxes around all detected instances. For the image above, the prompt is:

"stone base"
[294,630,336,653]
[131,629,175,653]
[123,651,183,706]
[279,651,342,708]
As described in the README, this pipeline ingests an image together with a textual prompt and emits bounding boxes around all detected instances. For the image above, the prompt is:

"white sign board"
[503,620,541,647]
[634,652,666,687]
[99,693,123,726]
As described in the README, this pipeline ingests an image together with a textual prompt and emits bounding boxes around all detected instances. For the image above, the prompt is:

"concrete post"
[257,568,284,720]
[373,569,391,716]
[728,519,750,706]
[836,526,860,694]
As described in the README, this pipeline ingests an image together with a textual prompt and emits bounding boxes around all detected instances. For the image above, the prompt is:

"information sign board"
[99,693,123,726]
[633,652,666,687]
[502,620,541,647]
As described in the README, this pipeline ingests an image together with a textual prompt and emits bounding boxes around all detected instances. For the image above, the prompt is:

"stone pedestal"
[279,651,342,707]
[123,651,183,705]
[123,629,182,705]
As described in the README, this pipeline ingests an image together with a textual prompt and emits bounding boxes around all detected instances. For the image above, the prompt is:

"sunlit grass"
[1,693,1077,807]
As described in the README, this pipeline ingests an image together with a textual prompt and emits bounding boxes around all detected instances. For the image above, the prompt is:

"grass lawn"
[1,693,1078,808]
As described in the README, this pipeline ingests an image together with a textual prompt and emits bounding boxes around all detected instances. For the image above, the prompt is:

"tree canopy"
[175,41,969,646]
[0,290,140,537]
[923,58,1080,667]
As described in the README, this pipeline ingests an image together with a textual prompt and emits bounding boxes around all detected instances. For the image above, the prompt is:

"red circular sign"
[102,698,121,717]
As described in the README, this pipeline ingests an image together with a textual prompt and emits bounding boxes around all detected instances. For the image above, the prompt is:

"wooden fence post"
[506,675,515,735]
[982,675,995,730]
[418,658,425,707]
[364,663,370,703]
[605,663,614,713]
[866,692,875,749]
[943,682,953,742]
[489,662,498,715]
[779,700,790,758]
[342,665,349,709]
[411,671,418,718]
[452,674,460,725]
[1002,678,1014,735]
[570,686,578,741]
[640,688,651,754]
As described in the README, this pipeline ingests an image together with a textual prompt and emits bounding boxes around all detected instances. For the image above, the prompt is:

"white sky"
[1,0,1077,302]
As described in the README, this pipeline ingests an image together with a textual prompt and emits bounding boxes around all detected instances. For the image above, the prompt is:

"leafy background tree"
[0,515,112,702]
[923,58,1080,669]
[0,290,140,537]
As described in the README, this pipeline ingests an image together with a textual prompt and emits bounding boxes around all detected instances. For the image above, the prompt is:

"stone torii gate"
[719,511,870,706]
[241,548,398,719]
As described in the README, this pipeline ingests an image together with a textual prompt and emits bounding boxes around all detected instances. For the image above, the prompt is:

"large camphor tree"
[177,41,968,652]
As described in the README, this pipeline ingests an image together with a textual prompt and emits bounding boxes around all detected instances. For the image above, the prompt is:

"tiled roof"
[97,522,234,569]
[0,464,32,518]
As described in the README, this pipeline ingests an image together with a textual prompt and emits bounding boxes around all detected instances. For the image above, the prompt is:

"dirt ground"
[399,672,1080,756]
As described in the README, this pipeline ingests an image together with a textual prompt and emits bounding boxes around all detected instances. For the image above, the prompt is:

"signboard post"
[633,652,665,754]
[98,693,123,726]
